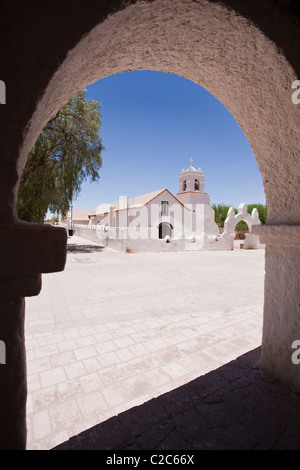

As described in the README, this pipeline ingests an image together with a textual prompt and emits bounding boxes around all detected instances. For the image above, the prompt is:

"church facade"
[67,161,262,252]
[85,162,222,250]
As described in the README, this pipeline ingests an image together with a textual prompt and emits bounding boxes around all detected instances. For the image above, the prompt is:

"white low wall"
[68,225,188,252]
[64,224,264,252]
[244,233,265,249]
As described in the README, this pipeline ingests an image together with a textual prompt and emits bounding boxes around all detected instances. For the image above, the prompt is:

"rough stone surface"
[53,348,300,450]
[0,222,67,277]
[0,299,27,449]
[261,245,300,392]
[24,235,265,449]
[14,0,300,225]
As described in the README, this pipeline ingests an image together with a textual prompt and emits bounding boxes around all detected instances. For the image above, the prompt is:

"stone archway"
[17,1,300,228]
[223,203,261,249]
[0,0,300,449]
[224,204,261,234]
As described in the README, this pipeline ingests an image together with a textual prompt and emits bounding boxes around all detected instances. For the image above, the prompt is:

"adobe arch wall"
[0,0,299,449]
[220,203,262,250]
[224,204,261,236]
[17,0,300,226]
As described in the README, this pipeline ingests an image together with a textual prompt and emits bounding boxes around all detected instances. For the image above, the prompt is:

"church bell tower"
[176,158,210,205]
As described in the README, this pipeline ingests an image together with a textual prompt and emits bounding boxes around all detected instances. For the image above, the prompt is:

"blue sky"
[73,70,265,211]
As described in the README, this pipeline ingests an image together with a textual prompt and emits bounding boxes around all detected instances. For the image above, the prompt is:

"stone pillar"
[0,222,67,449]
[252,225,300,392]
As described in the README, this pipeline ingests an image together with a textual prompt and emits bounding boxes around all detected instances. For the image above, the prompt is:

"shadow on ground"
[53,348,300,450]
[67,244,105,254]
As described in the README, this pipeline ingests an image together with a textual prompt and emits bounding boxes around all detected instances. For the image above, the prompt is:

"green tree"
[45,216,59,223]
[17,89,104,223]
[212,203,231,228]
[212,203,267,230]
[246,203,267,224]
[235,220,249,231]
[235,203,267,230]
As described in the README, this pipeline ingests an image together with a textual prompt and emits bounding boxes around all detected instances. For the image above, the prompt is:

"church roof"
[65,209,95,221]
[126,189,167,208]
[91,189,186,217]
[92,189,163,216]
[181,166,203,174]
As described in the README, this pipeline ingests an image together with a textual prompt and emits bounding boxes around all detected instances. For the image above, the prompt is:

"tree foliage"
[17,90,104,223]
[212,203,231,228]
[246,203,267,225]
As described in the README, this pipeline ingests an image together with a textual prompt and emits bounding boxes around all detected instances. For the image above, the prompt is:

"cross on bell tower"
[189,157,194,167]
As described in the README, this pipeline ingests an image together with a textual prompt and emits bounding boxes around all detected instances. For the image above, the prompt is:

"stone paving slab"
[54,348,300,451]
[24,235,265,450]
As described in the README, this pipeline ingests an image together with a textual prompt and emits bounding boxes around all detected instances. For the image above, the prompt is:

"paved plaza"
[25,235,265,450]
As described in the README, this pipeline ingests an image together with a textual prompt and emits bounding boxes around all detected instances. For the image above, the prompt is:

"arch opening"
[17,0,300,227]
[7,0,300,450]
[158,222,173,239]
[23,68,267,449]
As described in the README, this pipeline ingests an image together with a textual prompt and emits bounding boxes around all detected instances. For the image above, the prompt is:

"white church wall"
[79,164,263,252]
[66,205,263,252]
[71,224,189,252]
[176,191,210,206]
[244,233,265,249]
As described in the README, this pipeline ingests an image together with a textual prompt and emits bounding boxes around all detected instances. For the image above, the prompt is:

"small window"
[194,179,199,191]
[161,201,169,216]
[183,180,187,191]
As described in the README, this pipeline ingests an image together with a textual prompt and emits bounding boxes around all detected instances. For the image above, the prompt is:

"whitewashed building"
[77,161,222,251]
[67,161,262,252]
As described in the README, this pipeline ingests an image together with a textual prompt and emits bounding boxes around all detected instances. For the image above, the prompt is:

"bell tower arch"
[177,158,209,205]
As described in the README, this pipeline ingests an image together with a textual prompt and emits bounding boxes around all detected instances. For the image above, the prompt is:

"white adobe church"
[67,159,262,252]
